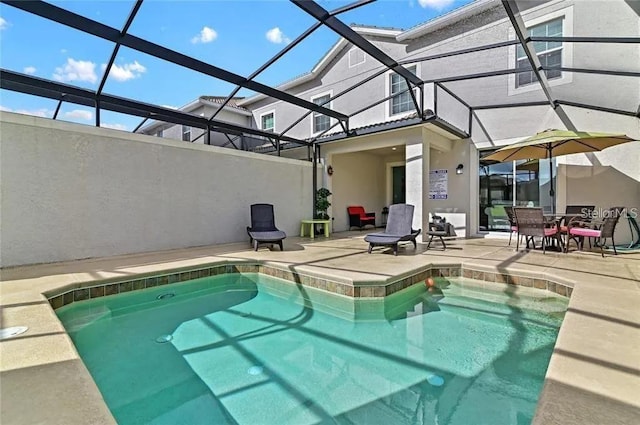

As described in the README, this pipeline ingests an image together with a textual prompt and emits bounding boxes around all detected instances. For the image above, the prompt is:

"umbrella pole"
[549,147,555,215]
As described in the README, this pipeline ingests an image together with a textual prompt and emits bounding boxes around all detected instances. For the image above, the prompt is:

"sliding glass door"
[479,152,552,232]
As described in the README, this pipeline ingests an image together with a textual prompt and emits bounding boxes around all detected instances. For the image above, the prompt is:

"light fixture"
[392,147,397,150]
[327,165,334,176]
[456,164,464,175]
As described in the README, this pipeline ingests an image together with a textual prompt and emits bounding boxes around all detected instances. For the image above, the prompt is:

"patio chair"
[566,206,625,257]
[246,203,286,251]
[513,207,561,254]
[364,204,421,255]
[504,206,519,246]
[347,206,376,230]
[426,215,449,250]
[559,205,595,247]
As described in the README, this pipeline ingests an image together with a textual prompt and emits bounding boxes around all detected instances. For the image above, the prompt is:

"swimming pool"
[56,273,567,425]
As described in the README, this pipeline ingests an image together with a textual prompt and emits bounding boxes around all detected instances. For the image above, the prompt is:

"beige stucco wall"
[0,112,313,267]
[329,151,386,231]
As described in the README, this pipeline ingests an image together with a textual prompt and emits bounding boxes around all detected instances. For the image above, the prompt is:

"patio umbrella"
[482,129,637,213]
[515,158,539,172]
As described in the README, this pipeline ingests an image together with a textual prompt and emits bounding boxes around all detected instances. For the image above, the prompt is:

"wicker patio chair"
[566,206,625,257]
[504,206,519,246]
[513,207,561,254]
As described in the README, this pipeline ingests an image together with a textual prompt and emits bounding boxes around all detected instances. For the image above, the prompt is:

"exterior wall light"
[327,165,334,176]
[456,164,464,175]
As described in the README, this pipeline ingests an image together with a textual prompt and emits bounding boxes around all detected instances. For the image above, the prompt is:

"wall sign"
[429,169,448,200]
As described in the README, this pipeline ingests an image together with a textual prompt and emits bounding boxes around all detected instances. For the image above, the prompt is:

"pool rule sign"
[429,169,448,200]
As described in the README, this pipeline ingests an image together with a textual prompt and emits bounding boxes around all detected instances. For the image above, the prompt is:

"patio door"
[479,153,552,232]
[392,166,406,204]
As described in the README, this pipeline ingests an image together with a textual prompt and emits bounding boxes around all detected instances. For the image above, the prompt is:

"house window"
[312,94,331,133]
[390,65,417,116]
[182,125,191,142]
[261,112,274,132]
[516,18,563,88]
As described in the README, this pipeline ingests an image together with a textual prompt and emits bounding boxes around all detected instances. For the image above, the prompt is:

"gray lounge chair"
[364,204,421,255]
[246,203,286,251]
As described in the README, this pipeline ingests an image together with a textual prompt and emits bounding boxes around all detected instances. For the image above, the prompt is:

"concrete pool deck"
[1,233,639,425]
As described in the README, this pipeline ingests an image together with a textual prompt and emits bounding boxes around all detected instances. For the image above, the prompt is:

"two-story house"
[142,0,640,241]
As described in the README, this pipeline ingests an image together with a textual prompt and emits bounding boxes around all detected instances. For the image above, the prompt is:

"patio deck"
[1,233,639,425]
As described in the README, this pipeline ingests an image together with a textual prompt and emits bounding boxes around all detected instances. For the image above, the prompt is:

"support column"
[405,137,430,236]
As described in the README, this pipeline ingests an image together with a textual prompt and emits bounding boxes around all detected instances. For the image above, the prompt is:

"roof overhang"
[317,114,468,144]
[397,0,499,42]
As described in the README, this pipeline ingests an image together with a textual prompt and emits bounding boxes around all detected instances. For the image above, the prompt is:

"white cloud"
[102,60,146,82]
[0,17,8,30]
[191,26,218,44]
[101,123,128,131]
[418,0,455,10]
[0,105,52,117]
[60,48,68,54]
[53,58,97,84]
[24,66,37,75]
[64,109,93,121]
[266,27,291,44]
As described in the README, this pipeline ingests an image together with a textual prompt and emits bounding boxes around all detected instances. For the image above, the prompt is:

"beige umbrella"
[482,129,637,213]
[515,158,539,172]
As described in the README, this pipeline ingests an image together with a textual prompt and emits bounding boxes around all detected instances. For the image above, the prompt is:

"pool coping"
[43,260,575,310]
[1,243,638,425]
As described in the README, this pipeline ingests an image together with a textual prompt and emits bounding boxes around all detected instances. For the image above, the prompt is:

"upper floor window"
[261,111,274,132]
[516,18,563,88]
[390,65,417,116]
[182,125,191,142]
[311,93,331,134]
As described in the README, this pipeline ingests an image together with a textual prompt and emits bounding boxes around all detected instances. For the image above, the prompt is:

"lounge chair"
[364,204,421,255]
[513,207,561,254]
[347,206,376,230]
[566,206,624,257]
[246,203,286,251]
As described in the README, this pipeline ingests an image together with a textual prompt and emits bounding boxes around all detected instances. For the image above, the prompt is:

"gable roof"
[237,25,404,107]
[138,96,251,133]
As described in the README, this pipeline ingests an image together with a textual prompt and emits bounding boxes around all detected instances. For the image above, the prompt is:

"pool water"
[56,273,567,425]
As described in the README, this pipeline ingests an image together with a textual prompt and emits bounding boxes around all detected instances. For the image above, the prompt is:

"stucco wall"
[329,151,386,232]
[0,112,313,267]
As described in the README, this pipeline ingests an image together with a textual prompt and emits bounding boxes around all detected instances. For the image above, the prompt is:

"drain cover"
[156,293,175,300]
[0,326,28,340]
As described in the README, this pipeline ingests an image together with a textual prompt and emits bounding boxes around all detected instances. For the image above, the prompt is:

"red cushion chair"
[347,206,376,230]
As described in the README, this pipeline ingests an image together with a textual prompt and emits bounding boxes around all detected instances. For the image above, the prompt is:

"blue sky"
[0,0,474,131]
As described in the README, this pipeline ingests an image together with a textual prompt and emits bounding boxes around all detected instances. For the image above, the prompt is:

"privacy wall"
[0,112,313,267]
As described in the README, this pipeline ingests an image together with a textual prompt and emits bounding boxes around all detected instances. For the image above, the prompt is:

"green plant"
[315,187,332,219]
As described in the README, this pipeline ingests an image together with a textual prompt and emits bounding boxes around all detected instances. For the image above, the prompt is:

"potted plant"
[314,187,332,235]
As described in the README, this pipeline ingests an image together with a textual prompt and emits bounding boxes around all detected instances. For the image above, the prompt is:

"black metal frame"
[1,0,638,151]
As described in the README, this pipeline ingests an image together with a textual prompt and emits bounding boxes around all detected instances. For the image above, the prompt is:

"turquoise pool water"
[57,273,567,425]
